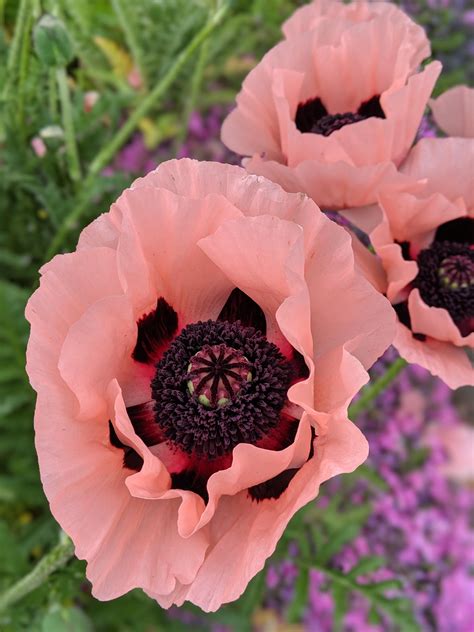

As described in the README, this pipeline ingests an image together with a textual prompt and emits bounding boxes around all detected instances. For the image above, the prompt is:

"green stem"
[5,0,29,79]
[45,2,230,261]
[348,357,407,421]
[56,66,82,183]
[175,35,210,149]
[48,69,59,121]
[111,0,148,90]
[87,4,228,178]
[0,534,74,613]
[0,0,5,29]
[15,0,36,131]
[2,0,32,115]
[61,0,89,34]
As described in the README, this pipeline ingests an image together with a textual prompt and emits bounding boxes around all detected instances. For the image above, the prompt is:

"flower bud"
[33,14,74,68]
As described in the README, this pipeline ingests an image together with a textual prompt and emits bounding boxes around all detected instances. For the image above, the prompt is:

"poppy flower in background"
[429,85,474,138]
[344,137,474,388]
[26,159,395,611]
[221,0,440,210]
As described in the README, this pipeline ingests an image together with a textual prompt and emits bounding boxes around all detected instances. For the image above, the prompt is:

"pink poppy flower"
[26,160,395,611]
[345,137,474,388]
[430,85,474,138]
[221,3,440,210]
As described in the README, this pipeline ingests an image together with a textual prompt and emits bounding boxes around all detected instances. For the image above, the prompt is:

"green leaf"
[41,606,93,632]
[316,506,371,565]
[347,556,386,579]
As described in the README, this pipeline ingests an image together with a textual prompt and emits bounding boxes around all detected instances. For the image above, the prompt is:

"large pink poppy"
[430,85,474,138]
[26,160,395,611]
[221,1,440,210]
[345,137,474,388]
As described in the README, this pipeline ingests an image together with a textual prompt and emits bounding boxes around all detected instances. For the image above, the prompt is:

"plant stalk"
[56,66,82,183]
[111,0,148,90]
[4,0,29,81]
[175,35,210,149]
[348,357,408,421]
[0,534,74,613]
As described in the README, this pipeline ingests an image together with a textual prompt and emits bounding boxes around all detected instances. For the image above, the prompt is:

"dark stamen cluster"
[310,111,366,136]
[414,241,474,330]
[295,95,385,136]
[151,320,292,459]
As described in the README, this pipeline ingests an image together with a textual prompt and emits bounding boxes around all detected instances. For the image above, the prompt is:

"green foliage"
[323,564,420,632]
[281,474,421,630]
[0,280,40,507]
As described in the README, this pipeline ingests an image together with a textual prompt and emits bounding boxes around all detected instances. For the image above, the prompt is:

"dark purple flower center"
[295,95,385,136]
[151,319,292,459]
[110,291,312,502]
[414,240,474,331]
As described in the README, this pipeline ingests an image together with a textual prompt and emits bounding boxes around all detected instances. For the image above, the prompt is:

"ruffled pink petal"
[199,214,314,366]
[400,137,474,214]
[305,218,395,410]
[108,380,170,493]
[379,61,441,165]
[26,248,124,392]
[376,187,466,245]
[304,19,418,114]
[377,242,418,303]
[283,1,430,73]
[155,411,368,611]
[129,415,311,540]
[88,488,208,602]
[430,85,474,138]
[138,158,315,222]
[34,379,209,601]
[114,186,242,323]
[77,206,122,251]
[364,198,436,303]
[408,289,474,348]
[394,323,474,389]
[187,414,313,536]
[220,36,308,160]
[107,381,208,539]
[283,0,362,39]
[304,215,395,381]
[245,155,405,210]
[313,347,369,414]
[58,295,137,420]
[349,230,387,294]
